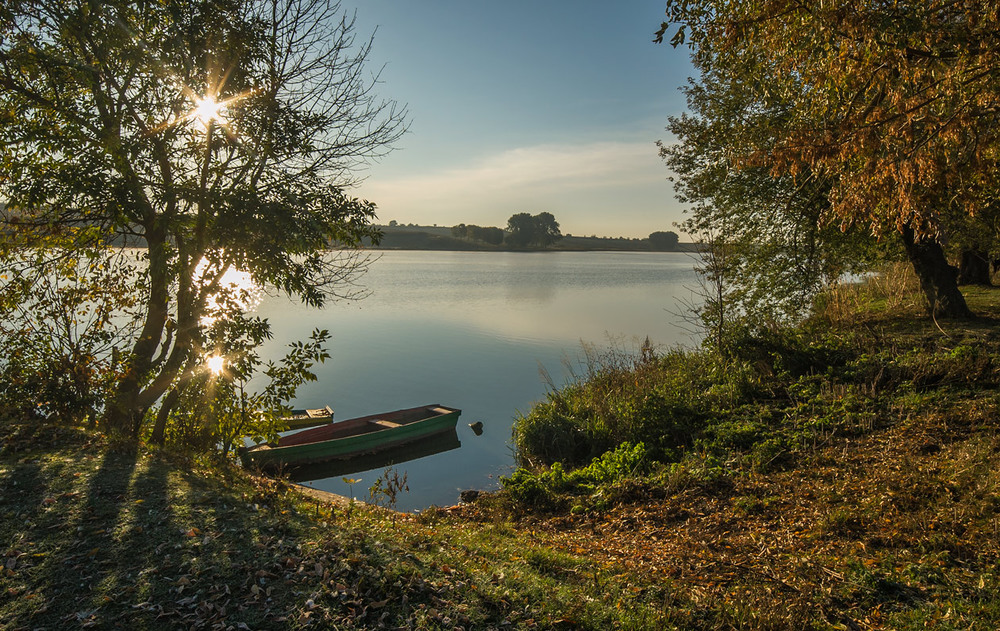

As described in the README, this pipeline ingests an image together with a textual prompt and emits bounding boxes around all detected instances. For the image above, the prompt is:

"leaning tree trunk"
[149,358,201,445]
[957,248,993,286]
[101,230,172,436]
[899,225,973,319]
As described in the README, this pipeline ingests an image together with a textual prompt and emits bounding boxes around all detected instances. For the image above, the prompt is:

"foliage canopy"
[660,0,1000,319]
[0,0,405,437]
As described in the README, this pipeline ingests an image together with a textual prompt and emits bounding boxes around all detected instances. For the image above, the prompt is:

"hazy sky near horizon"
[340,1,694,239]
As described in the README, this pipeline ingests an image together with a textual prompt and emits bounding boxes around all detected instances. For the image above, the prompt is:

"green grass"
[3,281,1000,629]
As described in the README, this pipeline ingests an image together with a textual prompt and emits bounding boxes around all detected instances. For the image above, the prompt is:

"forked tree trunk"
[900,226,973,319]
[102,375,144,437]
[101,231,172,436]
[957,248,993,286]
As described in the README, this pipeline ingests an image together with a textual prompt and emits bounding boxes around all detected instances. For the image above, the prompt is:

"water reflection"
[288,428,461,483]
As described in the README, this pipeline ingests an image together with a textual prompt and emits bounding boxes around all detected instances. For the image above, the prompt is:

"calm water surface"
[252,251,699,511]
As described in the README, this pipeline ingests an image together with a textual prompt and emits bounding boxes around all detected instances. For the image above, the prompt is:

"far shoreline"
[369,224,697,253]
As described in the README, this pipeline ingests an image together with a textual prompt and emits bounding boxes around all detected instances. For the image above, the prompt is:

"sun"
[151,84,258,137]
[206,355,226,376]
[193,96,226,129]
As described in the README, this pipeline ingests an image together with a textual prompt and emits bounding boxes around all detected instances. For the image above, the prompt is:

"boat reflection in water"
[285,428,462,483]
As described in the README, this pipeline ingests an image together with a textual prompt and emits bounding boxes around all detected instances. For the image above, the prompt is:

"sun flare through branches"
[193,96,226,129]
[0,0,407,438]
[205,354,225,376]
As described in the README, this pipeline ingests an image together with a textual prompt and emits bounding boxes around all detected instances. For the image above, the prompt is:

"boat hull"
[240,404,461,469]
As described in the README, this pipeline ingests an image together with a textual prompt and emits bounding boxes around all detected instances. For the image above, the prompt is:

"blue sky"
[341,1,693,238]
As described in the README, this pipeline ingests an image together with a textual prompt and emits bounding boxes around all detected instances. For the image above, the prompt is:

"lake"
[252,250,700,511]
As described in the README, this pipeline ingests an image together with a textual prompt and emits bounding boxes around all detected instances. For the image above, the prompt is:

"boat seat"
[369,419,401,429]
[306,406,333,418]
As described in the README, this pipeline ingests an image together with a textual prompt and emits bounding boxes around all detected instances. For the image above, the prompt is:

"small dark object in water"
[460,489,480,503]
[468,421,484,436]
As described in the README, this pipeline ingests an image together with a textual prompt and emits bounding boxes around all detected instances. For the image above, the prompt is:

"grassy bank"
[0,425,679,629]
[3,281,1000,629]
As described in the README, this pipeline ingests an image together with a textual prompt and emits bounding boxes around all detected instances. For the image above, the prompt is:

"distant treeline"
[451,224,504,245]
[373,220,688,252]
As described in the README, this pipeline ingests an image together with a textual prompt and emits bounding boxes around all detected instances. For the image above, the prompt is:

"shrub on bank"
[512,349,713,468]
[505,278,1000,519]
[511,318,992,482]
[510,327,853,471]
[501,441,650,509]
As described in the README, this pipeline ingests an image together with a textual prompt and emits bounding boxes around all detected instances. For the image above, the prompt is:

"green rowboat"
[240,404,461,469]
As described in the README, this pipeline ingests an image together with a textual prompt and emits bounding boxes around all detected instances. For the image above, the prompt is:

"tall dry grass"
[814,262,923,325]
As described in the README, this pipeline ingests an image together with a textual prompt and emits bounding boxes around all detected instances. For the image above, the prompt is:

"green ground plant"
[501,442,650,510]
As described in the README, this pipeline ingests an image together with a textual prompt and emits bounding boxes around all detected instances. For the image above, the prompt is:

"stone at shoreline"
[459,489,480,503]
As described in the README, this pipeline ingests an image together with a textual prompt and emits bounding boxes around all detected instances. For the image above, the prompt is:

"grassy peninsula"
[3,278,1000,630]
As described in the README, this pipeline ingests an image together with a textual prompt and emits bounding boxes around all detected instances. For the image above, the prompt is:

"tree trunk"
[101,229,171,436]
[957,248,993,286]
[150,386,181,445]
[899,226,973,319]
[149,358,202,445]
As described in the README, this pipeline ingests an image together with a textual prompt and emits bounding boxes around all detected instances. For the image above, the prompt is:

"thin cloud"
[361,140,665,207]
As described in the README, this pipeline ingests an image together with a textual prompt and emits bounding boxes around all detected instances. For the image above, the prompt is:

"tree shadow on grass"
[97,450,186,629]
[0,421,94,533]
[5,444,424,628]
[0,460,48,533]
[0,457,50,615]
[20,443,140,628]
